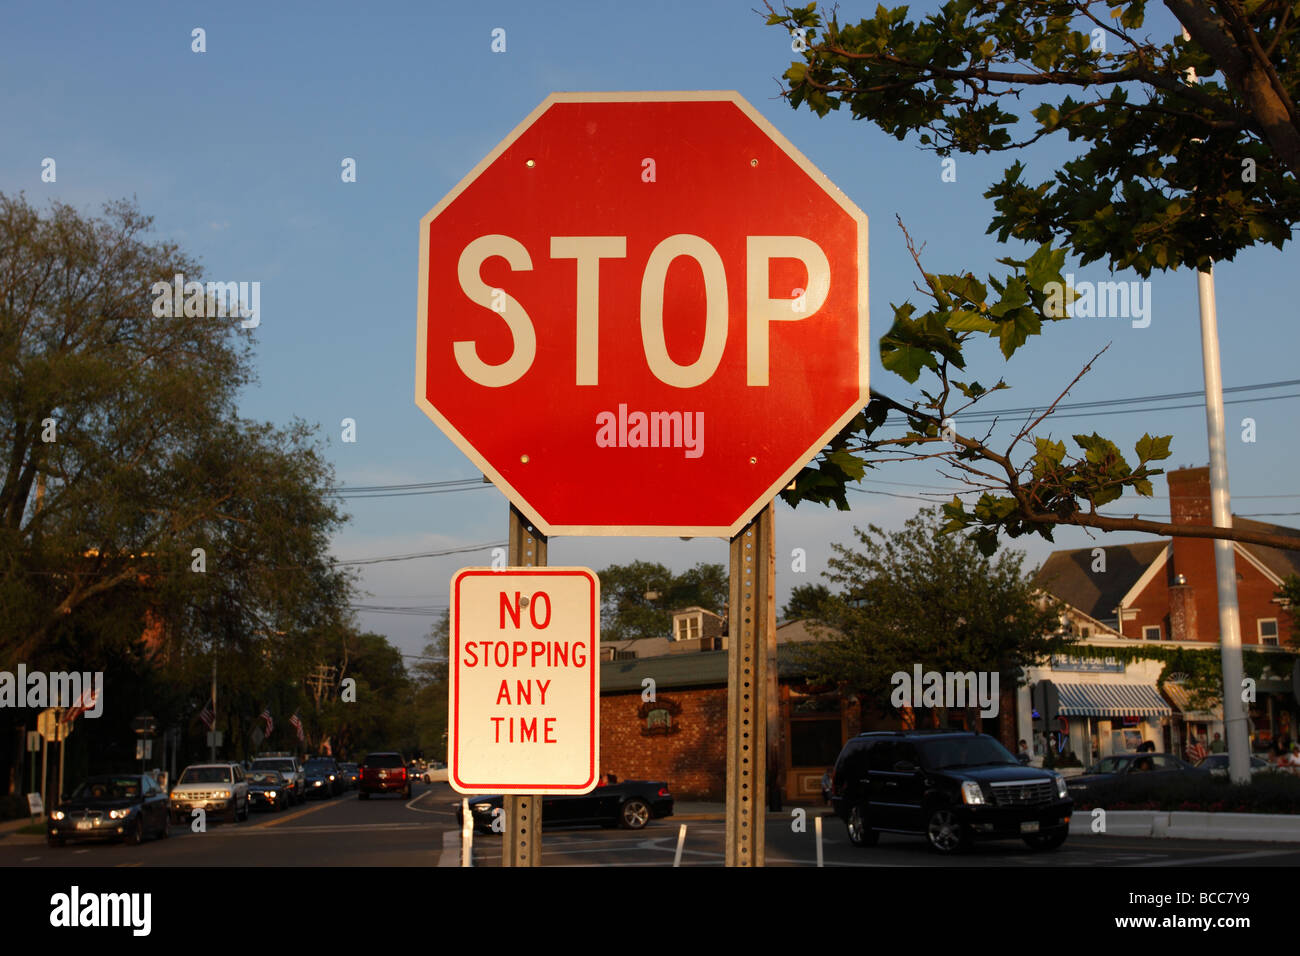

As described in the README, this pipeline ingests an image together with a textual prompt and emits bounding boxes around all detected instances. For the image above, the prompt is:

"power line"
[330,542,503,567]
[879,379,1300,427]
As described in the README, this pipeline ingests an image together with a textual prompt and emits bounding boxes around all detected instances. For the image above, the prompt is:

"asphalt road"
[6,783,1300,867]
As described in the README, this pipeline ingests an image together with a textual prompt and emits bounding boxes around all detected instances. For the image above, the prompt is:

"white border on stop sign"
[415,90,869,538]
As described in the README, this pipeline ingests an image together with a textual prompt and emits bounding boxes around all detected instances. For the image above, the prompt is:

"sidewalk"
[671,800,830,821]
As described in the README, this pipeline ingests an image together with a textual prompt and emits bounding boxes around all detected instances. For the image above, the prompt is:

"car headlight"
[329,775,335,781]
[109,808,133,820]
[1054,773,1069,799]
[960,781,985,805]
[51,810,65,821]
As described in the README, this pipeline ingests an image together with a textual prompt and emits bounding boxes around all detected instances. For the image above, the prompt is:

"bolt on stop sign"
[449,568,599,795]
[416,91,869,536]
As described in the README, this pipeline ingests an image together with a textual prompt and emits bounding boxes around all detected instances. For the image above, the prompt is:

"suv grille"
[989,780,1055,806]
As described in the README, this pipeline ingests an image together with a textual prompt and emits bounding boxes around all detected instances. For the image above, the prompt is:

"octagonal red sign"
[416,91,868,537]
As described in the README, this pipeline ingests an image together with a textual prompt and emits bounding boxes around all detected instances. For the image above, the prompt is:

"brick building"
[598,619,863,801]
[1026,466,1299,762]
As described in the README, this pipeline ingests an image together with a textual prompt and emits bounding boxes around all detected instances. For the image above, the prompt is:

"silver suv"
[170,762,250,824]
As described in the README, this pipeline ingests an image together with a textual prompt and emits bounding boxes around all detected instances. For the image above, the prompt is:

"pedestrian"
[1209,732,1225,754]
[1016,739,1030,762]
[820,767,833,804]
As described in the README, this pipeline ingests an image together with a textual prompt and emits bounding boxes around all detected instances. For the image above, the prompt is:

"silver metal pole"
[503,504,545,867]
[725,501,774,866]
[1196,265,1251,784]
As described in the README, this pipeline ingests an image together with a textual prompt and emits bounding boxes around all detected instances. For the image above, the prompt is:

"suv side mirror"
[893,760,918,773]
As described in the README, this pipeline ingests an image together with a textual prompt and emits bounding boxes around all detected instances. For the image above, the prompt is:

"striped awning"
[1055,682,1172,718]
[1162,682,1223,721]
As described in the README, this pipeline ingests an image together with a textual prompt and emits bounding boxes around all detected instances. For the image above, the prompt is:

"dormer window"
[674,613,702,641]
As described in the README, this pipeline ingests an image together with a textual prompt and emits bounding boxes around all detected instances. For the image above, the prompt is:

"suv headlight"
[51,810,65,821]
[216,790,231,799]
[960,781,985,805]
[1054,773,1068,799]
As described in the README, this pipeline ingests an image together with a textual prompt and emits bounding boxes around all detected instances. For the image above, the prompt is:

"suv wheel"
[846,804,878,847]
[238,798,249,822]
[1022,830,1068,851]
[926,808,969,854]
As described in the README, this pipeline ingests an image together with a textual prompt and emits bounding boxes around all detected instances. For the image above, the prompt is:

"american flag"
[260,707,274,736]
[199,697,215,730]
[289,710,304,741]
[62,684,99,724]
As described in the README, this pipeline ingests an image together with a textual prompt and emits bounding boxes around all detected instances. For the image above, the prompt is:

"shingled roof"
[1034,541,1168,623]
[1235,517,1300,583]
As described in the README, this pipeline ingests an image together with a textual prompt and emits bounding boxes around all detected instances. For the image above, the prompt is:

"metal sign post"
[503,503,546,867]
[725,501,775,866]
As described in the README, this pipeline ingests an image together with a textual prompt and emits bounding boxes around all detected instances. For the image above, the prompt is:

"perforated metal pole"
[503,504,546,867]
[725,501,774,866]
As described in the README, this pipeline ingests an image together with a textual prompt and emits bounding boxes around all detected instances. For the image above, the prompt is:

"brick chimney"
[1167,466,1215,642]
[1168,575,1198,641]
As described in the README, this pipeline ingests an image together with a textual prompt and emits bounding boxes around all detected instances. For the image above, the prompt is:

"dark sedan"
[457,778,673,832]
[47,774,170,847]
[247,770,291,811]
[1067,752,1209,801]
[303,757,343,798]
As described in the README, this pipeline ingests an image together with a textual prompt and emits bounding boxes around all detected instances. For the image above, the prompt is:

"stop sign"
[416,92,868,536]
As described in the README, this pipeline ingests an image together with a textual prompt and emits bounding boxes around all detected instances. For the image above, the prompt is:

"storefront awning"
[1055,682,1172,717]
[1162,682,1223,721]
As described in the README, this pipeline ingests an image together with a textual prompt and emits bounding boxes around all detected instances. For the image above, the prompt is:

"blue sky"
[4,1,1297,661]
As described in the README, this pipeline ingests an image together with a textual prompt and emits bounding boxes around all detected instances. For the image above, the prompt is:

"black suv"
[830,731,1073,854]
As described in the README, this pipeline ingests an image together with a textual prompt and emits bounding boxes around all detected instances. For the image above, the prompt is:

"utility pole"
[210,658,217,761]
[1182,28,1250,785]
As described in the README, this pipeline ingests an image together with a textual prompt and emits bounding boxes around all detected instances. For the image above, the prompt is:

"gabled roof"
[1234,517,1300,585]
[1034,541,1168,621]
[600,644,813,692]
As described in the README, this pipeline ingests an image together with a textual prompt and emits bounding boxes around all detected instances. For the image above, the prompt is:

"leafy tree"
[791,508,1073,721]
[411,610,450,762]
[0,192,358,787]
[597,560,728,641]
[765,1,1300,553]
[782,582,832,621]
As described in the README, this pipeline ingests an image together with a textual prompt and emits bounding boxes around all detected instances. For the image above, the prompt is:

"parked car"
[457,777,673,832]
[1194,753,1275,777]
[1067,752,1210,801]
[358,752,410,799]
[250,754,305,805]
[339,762,360,789]
[169,762,249,824]
[247,770,291,811]
[830,731,1072,854]
[302,756,344,798]
[47,773,170,847]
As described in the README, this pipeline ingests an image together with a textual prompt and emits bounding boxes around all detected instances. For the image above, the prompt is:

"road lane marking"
[256,798,340,828]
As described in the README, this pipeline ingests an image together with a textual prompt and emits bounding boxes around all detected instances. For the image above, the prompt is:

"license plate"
[1020,821,1040,833]
[76,821,94,830]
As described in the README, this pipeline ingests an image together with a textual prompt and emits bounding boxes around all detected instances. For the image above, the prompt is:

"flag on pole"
[289,710,304,742]
[199,696,215,730]
[259,707,274,736]
[63,684,99,724]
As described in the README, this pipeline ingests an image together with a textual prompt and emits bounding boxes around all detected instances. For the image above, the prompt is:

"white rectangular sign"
[449,567,599,795]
